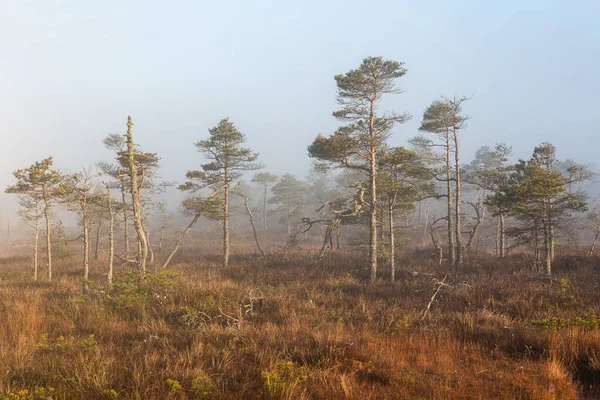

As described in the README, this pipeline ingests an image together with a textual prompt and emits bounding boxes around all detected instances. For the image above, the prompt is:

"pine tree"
[181,118,262,267]
[6,157,62,281]
[269,174,308,236]
[251,172,278,230]
[308,57,410,281]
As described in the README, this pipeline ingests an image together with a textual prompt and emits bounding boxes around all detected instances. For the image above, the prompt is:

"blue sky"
[1,0,598,195]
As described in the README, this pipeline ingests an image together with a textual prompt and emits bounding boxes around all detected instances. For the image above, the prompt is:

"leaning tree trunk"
[107,184,114,285]
[589,230,600,256]
[453,128,463,266]
[240,192,265,256]
[162,213,201,269]
[125,116,148,275]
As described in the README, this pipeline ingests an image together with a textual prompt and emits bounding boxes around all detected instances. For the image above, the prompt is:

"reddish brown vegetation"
[0,246,598,399]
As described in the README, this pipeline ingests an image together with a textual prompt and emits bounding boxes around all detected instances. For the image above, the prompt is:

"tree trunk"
[495,216,501,257]
[543,201,551,276]
[82,200,89,295]
[162,213,201,269]
[589,231,600,256]
[241,193,265,256]
[107,185,114,285]
[263,185,268,230]
[445,131,456,265]
[94,220,102,260]
[146,228,154,266]
[43,189,52,282]
[158,228,164,255]
[389,202,395,282]
[223,170,230,268]
[499,214,506,258]
[125,116,148,275]
[121,182,130,257]
[34,211,40,281]
[452,128,463,266]
[368,98,378,282]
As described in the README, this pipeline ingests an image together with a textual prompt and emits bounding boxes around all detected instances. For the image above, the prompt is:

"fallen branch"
[420,275,449,322]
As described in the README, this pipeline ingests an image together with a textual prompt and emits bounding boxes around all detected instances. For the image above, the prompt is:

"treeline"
[5,57,596,293]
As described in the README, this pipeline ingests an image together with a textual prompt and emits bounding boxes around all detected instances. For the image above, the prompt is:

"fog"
[1,0,599,222]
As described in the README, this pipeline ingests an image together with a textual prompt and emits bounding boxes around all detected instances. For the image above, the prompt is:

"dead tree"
[301,184,366,260]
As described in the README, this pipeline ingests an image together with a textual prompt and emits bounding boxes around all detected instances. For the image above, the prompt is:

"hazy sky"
[1,0,599,200]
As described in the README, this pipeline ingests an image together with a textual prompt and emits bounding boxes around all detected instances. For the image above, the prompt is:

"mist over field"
[1,1,600,399]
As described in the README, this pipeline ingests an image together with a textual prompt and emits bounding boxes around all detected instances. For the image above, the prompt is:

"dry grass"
[0,246,598,399]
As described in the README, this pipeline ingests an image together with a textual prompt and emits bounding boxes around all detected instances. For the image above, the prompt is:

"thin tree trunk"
[543,201,551,276]
[223,170,230,267]
[146,227,154,266]
[453,128,463,266]
[589,231,600,256]
[107,184,114,285]
[43,190,52,282]
[33,211,40,281]
[125,116,148,275]
[389,202,395,282]
[263,185,268,230]
[94,220,102,260]
[368,97,378,282]
[500,214,506,258]
[162,213,201,269]
[495,216,501,257]
[82,200,89,295]
[121,183,130,257]
[240,192,265,256]
[158,228,164,255]
[445,131,456,265]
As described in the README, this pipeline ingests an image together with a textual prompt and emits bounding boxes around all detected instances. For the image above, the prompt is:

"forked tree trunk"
[125,116,148,275]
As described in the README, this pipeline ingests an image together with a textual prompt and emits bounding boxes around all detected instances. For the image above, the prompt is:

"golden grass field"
[0,246,598,399]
